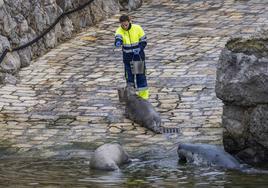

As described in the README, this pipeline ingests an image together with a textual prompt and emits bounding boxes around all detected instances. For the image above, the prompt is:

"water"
[1,147,268,188]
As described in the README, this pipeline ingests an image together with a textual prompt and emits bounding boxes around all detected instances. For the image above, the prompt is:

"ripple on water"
[0,148,268,187]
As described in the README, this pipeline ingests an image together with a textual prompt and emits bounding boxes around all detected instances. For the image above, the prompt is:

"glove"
[115,41,122,48]
[133,48,140,55]
[139,42,146,50]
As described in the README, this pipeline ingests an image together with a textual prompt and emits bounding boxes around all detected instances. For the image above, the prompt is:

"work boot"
[138,89,149,100]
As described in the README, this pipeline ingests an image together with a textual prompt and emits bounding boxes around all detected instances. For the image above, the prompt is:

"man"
[114,14,149,100]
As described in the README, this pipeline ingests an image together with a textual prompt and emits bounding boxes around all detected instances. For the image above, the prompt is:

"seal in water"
[177,143,241,170]
[124,86,162,133]
[90,143,131,171]
[177,143,268,174]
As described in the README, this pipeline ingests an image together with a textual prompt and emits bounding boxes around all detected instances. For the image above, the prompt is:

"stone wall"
[215,30,268,164]
[0,0,142,84]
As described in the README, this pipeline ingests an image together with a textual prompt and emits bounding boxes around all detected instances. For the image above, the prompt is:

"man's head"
[119,14,130,30]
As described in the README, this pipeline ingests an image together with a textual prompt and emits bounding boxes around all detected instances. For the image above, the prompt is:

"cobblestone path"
[0,0,267,157]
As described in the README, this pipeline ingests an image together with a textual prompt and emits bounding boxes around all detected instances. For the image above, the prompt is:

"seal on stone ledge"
[90,143,131,171]
[123,86,162,134]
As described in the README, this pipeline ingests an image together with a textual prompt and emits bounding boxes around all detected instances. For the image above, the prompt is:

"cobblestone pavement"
[0,0,267,158]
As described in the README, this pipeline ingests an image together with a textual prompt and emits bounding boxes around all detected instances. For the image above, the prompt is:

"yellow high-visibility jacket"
[115,23,147,57]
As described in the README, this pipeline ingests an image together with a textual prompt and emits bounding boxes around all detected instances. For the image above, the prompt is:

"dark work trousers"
[123,51,148,90]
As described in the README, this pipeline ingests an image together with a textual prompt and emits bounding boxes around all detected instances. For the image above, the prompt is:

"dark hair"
[119,14,130,22]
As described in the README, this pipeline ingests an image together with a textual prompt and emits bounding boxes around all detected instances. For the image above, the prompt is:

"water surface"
[1,147,268,188]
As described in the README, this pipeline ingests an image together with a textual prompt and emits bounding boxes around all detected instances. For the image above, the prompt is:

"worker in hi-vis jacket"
[114,14,149,100]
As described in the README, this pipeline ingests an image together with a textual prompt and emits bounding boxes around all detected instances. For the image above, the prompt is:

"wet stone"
[108,125,123,133]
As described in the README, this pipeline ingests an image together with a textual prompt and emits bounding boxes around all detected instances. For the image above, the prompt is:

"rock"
[0,52,21,74]
[216,43,268,106]
[128,0,142,11]
[119,0,142,11]
[249,105,268,148]
[0,35,10,51]
[1,0,142,83]
[216,30,268,164]
[3,73,18,85]
[222,105,248,152]
[0,72,5,84]
[0,0,4,8]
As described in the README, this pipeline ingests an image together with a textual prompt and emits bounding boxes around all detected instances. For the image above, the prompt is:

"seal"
[177,143,241,170]
[90,143,131,171]
[177,143,268,174]
[124,87,162,133]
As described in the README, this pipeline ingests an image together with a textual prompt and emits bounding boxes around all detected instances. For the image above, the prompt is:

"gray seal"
[124,87,162,133]
[177,143,268,174]
[177,143,241,170]
[90,143,131,171]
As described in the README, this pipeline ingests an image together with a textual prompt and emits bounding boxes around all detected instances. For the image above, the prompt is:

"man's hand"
[115,41,122,48]
[133,48,140,55]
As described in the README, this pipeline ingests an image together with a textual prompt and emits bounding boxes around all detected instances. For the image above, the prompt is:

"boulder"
[216,39,268,106]
[0,0,143,83]
[216,30,268,164]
